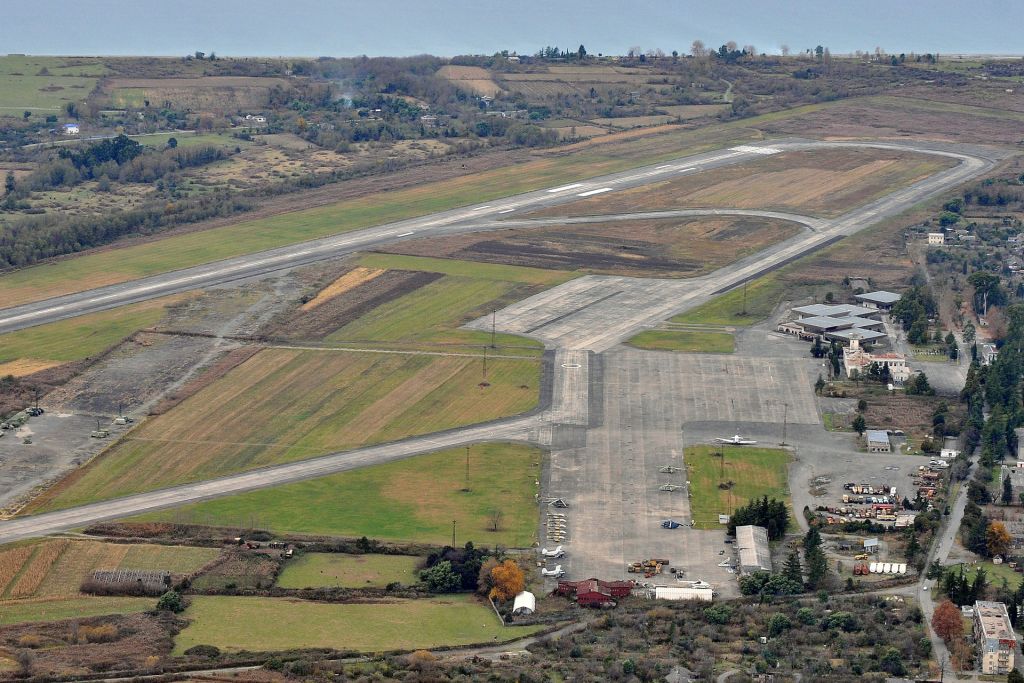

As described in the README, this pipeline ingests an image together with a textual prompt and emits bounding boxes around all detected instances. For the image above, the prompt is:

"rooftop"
[855,290,902,305]
[792,303,878,319]
[735,525,772,572]
[975,600,1016,642]
[828,328,888,342]
[866,430,890,444]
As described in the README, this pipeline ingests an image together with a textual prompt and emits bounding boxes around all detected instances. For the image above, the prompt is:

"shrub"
[184,644,221,658]
[156,590,186,613]
[80,624,118,643]
[16,634,42,648]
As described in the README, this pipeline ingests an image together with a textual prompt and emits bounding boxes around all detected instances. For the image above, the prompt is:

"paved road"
[0,139,1002,336]
[0,138,1004,544]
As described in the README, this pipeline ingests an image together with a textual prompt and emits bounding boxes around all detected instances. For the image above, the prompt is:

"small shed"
[866,430,891,453]
[863,538,880,554]
[512,590,536,615]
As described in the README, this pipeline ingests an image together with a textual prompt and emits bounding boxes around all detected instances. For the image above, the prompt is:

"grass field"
[672,275,787,327]
[0,122,763,307]
[133,132,251,149]
[626,330,735,353]
[0,56,107,112]
[0,597,153,626]
[38,348,541,510]
[685,445,791,529]
[173,594,540,654]
[0,295,183,373]
[276,553,421,589]
[135,443,542,546]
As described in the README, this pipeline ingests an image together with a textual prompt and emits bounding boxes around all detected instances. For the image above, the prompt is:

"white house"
[928,232,945,246]
[62,123,80,135]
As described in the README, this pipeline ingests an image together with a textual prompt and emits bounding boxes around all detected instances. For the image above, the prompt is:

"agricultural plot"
[590,115,675,128]
[39,349,541,509]
[376,216,802,278]
[173,594,541,654]
[436,65,502,97]
[102,76,292,111]
[685,445,791,529]
[527,148,956,220]
[276,553,421,589]
[0,539,215,626]
[657,104,730,119]
[135,443,542,546]
[0,56,107,113]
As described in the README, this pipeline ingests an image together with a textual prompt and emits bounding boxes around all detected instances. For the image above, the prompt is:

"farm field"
[133,132,250,149]
[685,445,791,529]
[436,65,502,97]
[0,538,216,625]
[526,147,955,220]
[0,121,763,307]
[36,349,541,510]
[275,553,421,589]
[103,76,292,111]
[134,443,542,546]
[0,56,107,113]
[173,594,541,654]
[658,104,730,119]
[590,115,675,128]
[375,216,802,278]
[626,329,735,353]
[0,295,184,375]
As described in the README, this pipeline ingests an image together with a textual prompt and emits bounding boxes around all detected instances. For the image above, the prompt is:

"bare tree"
[726,41,738,52]
[780,44,791,57]
[488,509,504,532]
[627,46,641,59]
[743,45,757,57]
[690,40,706,58]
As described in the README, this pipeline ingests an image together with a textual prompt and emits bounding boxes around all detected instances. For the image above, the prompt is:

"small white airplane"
[541,564,564,577]
[660,483,684,492]
[715,435,758,445]
[659,465,682,473]
[541,546,565,558]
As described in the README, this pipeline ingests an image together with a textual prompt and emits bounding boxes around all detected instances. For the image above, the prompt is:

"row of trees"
[417,542,525,604]
[727,496,789,540]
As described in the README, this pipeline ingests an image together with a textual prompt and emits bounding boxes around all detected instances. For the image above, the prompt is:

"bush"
[156,590,186,613]
[184,644,221,658]
[80,624,118,643]
[16,634,42,648]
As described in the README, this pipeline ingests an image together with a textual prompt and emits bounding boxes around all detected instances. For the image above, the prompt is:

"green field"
[173,594,541,654]
[0,295,182,375]
[135,443,542,546]
[685,445,791,529]
[0,597,152,626]
[276,553,421,589]
[133,132,251,149]
[0,123,763,307]
[672,276,787,327]
[626,329,735,353]
[0,56,107,112]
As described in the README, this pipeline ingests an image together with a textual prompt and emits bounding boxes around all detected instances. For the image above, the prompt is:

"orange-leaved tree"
[488,559,525,602]
[931,599,964,644]
[987,521,1011,558]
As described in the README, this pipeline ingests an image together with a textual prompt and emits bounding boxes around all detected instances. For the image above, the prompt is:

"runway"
[0,137,1006,544]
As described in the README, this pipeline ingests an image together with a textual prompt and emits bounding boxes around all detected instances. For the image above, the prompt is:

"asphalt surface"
[0,139,1002,336]
[0,138,1004,546]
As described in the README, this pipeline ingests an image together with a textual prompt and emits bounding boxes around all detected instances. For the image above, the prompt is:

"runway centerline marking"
[577,187,613,197]
[547,183,584,193]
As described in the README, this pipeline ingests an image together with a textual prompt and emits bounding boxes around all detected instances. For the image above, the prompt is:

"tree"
[476,557,499,595]
[814,374,825,395]
[906,531,921,562]
[577,44,587,59]
[156,590,185,613]
[852,414,866,435]
[767,613,791,637]
[857,398,868,412]
[805,546,828,589]
[3,171,13,195]
[780,44,791,57]
[420,560,462,593]
[167,137,178,149]
[22,110,30,120]
[987,521,1012,557]
[1004,474,1014,505]
[488,508,504,532]
[931,599,963,643]
[783,549,803,585]
[802,527,821,552]
[1008,670,1024,683]
[488,559,525,602]
[690,40,706,58]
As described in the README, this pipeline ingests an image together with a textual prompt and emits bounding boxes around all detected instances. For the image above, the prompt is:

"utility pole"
[780,403,789,446]
[490,310,497,349]
[452,519,457,547]
[741,281,748,316]
[482,346,488,380]
[464,445,470,491]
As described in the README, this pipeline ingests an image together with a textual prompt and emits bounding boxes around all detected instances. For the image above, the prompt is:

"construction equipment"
[854,553,868,560]
[627,558,670,576]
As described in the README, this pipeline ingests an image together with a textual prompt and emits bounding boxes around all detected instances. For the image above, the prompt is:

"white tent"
[869,562,879,573]
[512,591,536,615]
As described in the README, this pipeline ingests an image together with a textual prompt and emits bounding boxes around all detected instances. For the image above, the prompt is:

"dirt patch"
[436,66,502,97]
[0,360,62,378]
[264,270,443,341]
[148,346,261,417]
[301,267,387,311]
[0,612,175,678]
[0,362,86,418]
[377,216,802,277]
[191,549,281,591]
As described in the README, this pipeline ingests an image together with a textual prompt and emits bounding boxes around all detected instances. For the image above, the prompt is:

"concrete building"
[779,303,888,345]
[928,232,945,246]
[62,123,79,135]
[735,525,772,574]
[854,290,901,311]
[973,600,1017,674]
[981,343,999,366]
[866,430,891,453]
[843,337,911,382]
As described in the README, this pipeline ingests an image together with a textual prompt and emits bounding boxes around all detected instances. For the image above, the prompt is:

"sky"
[2,0,1022,58]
